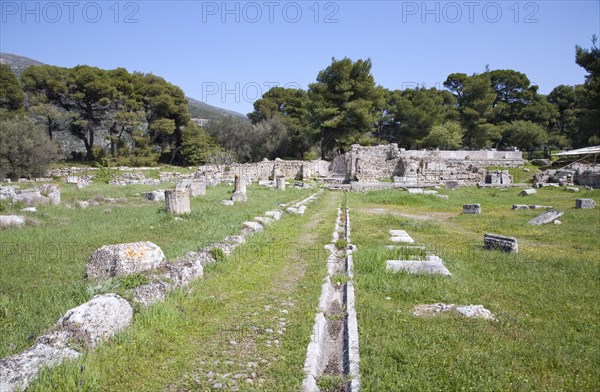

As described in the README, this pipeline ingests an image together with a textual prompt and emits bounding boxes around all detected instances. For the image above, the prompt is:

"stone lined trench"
[302,202,360,391]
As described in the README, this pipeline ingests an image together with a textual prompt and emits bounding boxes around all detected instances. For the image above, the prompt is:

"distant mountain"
[0,52,247,121]
[0,53,45,77]
[187,96,248,121]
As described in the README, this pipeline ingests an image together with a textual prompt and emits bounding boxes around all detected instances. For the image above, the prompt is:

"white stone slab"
[386,259,451,276]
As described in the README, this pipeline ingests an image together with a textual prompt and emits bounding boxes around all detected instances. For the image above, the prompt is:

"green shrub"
[94,158,119,183]
[0,116,61,180]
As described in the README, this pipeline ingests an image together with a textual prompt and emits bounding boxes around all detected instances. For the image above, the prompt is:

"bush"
[0,115,61,180]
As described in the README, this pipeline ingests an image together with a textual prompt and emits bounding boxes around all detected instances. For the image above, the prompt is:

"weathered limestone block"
[512,204,529,210]
[463,204,481,214]
[165,189,191,214]
[565,187,579,192]
[145,190,165,202]
[485,170,512,185]
[484,233,518,253]
[132,281,170,307]
[56,294,133,348]
[166,259,204,287]
[286,206,303,215]
[231,175,247,203]
[386,256,451,276]
[520,188,537,196]
[176,179,206,197]
[276,176,286,190]
[243,221,264,232]
[0,215,26,228]
[189,179,206,196]
[13,190,50,207]
[528,209,564,225]
[39,184,60,205]
[456,305,497,320]
[529,205,553,210]
[74,200,89,209]
[221,200,234,206]
[265,210,284,220]
[86,241,165,280]
[0,336,80,392]
[254,216,274,226]
[576,198,596,209]
[413,303,496,320]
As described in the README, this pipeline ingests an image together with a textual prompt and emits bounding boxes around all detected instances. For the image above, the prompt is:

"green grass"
[349,187,599,391]
[28,191,340,391]
[0,182,314,358]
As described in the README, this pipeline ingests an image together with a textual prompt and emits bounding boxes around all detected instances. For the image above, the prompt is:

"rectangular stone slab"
[386,259,451,276]
[528,209,564,225]
[484,233,518,253]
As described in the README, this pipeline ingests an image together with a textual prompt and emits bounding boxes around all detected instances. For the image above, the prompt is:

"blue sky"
[1,1,599,115]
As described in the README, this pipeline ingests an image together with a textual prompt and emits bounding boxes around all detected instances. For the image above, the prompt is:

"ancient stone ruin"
[176,179,206,197]
[86,241,166,280]
[576,198,596,209]
[0,184,61,207]
[528,210,564,225]
[165,189,191,214]
[276,176,286,190]
[193,144,524,188]
[484,233,519,253]
[330,144,523,185]
[463,204,481,214]
[485,170,513,186]
[231,175,247,203]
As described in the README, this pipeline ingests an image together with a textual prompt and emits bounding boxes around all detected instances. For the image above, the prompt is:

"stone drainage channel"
[302,203,360,391]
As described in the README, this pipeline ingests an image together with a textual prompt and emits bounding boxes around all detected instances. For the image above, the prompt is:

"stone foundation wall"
[195,159,330,182]
[332,144,523,184]
[194,145,524,186]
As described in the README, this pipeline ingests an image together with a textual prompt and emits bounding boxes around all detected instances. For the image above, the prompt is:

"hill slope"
[0,53,45,78]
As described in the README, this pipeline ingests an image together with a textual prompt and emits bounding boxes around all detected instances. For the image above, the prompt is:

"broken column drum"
[231,175,247,202]
[165,189,191,214]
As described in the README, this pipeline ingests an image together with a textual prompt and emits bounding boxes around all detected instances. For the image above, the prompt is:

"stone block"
[576,198,596,209]
[276,176,286,190]
[56,294,133,348]
[520,188,537,196]
[86,241,165,280]
[0,215,26,228]
[463,204,481,214]
[145,190,165,202]
[386,258,451,276]
[484,233,518,253]
[528,209,564,225]
[165,189,190,214]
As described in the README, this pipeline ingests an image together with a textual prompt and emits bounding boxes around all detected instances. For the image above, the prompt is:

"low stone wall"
[195,159,330,183]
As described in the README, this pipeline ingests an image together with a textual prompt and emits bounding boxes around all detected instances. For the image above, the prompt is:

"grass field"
[0,181,315,359]
[349,187,599,391]
[2,180,599,391]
